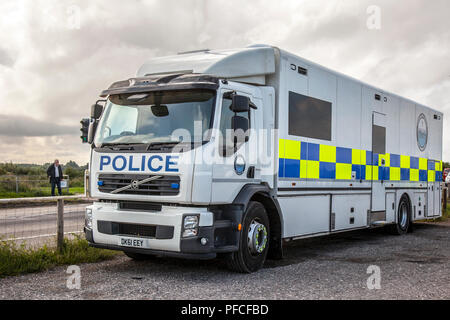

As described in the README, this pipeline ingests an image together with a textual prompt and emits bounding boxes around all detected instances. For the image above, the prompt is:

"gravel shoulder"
[1,220,449,300]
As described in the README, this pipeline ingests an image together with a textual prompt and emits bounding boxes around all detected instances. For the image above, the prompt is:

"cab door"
[210,86,262,203]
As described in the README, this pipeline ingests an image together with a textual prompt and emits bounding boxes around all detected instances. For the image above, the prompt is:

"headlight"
[85,208,93,229]
[182,215,199,238]
[183,216,198,229]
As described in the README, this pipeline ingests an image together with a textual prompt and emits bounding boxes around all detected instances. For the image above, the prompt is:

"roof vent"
[178,49,210,55]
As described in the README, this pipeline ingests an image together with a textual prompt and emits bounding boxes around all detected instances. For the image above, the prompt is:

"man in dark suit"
[47,159,63,196]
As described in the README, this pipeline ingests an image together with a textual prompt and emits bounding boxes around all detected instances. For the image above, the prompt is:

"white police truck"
[81,45,444,273]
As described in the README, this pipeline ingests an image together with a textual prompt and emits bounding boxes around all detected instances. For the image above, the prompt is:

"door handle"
[247,166,255,179]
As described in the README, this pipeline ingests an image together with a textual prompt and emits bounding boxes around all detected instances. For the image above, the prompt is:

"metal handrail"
[0,195,93,204]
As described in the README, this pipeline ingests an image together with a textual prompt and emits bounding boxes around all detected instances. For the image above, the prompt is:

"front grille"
[97,220,174,239]
[98,174,180,196]
[119,201,162,212]
[121,223,156,238]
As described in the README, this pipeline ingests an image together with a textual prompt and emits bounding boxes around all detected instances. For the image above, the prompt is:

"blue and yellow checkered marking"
[278,139,442,182]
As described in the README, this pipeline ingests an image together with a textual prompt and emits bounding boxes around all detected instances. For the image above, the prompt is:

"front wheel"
[226,201,270,273]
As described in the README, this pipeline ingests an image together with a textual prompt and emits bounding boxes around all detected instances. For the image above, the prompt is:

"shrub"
[0,236,119,277]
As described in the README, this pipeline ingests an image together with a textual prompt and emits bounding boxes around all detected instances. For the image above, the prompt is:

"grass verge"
[0,187,84,199]
[433,202,450,222]
[0,236,120,278]
[443,204,450,220]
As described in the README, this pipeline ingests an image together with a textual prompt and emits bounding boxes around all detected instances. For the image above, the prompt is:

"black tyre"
[226,201,270,273]
[124,251,156,261]
[389,195,411,235]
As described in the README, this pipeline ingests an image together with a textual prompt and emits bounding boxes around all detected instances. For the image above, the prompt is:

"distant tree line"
[0,161,87,177]
[0,161,88,190]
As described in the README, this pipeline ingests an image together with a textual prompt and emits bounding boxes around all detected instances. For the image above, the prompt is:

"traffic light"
[80,118,90,143]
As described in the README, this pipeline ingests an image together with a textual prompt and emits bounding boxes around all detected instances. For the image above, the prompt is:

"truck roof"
[136,45,276,85]
[135,44,441,115]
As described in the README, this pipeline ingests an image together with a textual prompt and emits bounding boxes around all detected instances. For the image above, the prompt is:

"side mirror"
[230,95,250,113]
[231,115,249,143]
[80,118,90,144]
[91,103,104,120]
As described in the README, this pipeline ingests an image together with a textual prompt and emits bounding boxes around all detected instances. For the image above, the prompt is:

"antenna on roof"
[178,49,211,55]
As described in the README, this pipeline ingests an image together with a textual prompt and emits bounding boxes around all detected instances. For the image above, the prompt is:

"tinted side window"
[372,125,386,155]
[219,96,250,156]
[288,91,332,141]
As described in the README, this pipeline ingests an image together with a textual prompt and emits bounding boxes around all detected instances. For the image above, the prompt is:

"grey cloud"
[0,135,90,164]
[0,0,449,163]
[0,115,78,137]
[0,48,14,67]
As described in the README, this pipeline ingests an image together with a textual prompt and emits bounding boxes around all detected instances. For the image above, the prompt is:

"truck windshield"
[94,90,216,148]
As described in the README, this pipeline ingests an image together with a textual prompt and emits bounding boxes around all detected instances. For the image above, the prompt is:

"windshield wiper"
[100,142,145,150]
[146,141,208,152]
[146,141,182,151]
[99,141,205,152]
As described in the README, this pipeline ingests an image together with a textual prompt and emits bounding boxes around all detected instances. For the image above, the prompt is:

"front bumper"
[86,230,216,260]
[85,202,241,259]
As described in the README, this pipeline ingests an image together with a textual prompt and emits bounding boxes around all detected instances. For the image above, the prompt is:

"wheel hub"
[247,220,268,255]
[400,203,408,229]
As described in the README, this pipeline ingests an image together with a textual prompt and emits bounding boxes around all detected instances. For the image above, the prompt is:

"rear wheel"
[124,251,156,260]
[226,201,270,273]
[389,195,411,235]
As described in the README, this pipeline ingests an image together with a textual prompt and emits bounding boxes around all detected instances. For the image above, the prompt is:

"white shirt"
[55,165,60,178]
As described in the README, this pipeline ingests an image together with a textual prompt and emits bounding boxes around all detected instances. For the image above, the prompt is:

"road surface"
[0,203,87,245]
[1,220,449,300]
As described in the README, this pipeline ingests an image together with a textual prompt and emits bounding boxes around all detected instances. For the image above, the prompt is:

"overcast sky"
[0,0,449,165]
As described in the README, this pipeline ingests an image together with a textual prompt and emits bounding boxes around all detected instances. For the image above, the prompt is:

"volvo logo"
[131,180,139,190]
[110,176,162,194]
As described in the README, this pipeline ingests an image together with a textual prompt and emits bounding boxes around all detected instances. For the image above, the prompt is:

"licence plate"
[119,237,148,248]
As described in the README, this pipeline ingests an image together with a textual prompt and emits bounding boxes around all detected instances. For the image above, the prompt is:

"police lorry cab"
[81,45,444,273]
